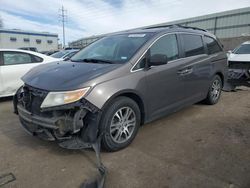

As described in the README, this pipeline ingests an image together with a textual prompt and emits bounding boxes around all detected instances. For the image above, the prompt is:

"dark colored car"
[50,49,79,60]
[14,25,227,151]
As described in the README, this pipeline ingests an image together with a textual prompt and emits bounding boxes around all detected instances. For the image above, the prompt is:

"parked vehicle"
[50,49,79,60]
[0,49,58,97]
[40,50,59,56]
[226,41,250,90]
[14,25,227,151]
[19,47,38,52]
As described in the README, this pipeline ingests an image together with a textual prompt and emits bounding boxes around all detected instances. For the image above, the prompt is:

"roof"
[0,29,58,37]
[107,25,213,37]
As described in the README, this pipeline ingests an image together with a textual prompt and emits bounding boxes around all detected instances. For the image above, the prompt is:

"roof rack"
[144,24,208,32]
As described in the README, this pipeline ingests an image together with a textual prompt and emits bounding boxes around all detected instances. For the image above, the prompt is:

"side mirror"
[149,54,168,66]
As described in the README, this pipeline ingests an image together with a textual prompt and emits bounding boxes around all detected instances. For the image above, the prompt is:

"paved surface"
[0,88,250,188]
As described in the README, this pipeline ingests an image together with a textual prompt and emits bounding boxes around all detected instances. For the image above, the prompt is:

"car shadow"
[0,96,13,102]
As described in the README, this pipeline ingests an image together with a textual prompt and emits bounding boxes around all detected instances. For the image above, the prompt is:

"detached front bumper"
[17,104,68,141]
[14,85,102,148]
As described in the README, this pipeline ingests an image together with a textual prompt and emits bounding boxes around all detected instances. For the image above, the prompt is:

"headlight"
[41,87,90,108]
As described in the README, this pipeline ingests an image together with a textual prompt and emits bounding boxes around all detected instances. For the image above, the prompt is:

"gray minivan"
[14,25,227,151]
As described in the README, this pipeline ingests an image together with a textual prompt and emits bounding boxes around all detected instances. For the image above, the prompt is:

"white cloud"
[0,0,249,44]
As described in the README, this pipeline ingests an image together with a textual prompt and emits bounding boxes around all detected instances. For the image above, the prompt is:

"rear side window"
[2,52,42,65]
[182,34,205,57]
[150,34,179,61]
[204,36,222,54]
[31,55,43,63]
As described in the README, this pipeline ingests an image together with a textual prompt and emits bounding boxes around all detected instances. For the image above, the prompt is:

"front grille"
[228,61,250,69]
[22,85,48,115]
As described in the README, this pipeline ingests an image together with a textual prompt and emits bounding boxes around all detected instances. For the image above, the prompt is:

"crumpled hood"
[22,61,121,91]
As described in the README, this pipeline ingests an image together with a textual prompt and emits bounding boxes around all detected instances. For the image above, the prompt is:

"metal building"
[69,7,250,50]
[0,29,59,51]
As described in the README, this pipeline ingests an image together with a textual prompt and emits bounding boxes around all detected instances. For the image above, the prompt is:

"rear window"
[182,34,205,57]
[204,36,222,54]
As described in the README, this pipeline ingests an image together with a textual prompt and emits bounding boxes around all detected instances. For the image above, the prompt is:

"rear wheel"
[204,75,222,105]
[100,97,141,152]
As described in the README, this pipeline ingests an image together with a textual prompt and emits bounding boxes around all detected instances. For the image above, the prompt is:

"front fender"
[85,71,147,110]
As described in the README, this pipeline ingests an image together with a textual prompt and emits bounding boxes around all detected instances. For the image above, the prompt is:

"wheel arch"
[101,90,146,125]
[215,72,224,86]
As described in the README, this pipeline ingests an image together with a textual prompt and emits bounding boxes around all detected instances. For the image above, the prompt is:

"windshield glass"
[71,33,152,64]
[51,51,69,58]
[234,44,250,54]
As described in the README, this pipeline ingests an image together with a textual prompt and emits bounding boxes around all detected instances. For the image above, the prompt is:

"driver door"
[145,34,189,120]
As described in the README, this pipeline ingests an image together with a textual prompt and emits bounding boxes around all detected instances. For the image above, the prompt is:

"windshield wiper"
[71,58,115,64]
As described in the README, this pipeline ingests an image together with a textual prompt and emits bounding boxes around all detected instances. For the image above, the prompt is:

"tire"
[100,96,141,152]
[204,75,222,105]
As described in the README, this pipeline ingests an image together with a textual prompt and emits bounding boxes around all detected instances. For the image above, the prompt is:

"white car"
[228,41,250,61]
[226,41,250,90]
[0,49,59,97]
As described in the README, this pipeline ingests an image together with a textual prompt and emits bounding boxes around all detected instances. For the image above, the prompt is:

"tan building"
[0,29,58,51]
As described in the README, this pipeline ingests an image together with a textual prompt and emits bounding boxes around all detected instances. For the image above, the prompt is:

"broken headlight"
[41,87,90,108]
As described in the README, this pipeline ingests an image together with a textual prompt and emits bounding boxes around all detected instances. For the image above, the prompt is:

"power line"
[59,5,67,48]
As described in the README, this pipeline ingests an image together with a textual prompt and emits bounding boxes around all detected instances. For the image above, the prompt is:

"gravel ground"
[0,87,249,188]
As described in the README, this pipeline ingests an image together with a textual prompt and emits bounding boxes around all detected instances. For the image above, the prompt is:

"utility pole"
[0,16,3,28]
[59,5,67,48]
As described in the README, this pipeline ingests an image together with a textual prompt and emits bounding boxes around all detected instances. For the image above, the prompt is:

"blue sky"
[0,0,249,44]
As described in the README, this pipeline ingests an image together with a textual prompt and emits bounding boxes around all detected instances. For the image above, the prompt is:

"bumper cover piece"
[17,105,59,129]
[225,61,250,91]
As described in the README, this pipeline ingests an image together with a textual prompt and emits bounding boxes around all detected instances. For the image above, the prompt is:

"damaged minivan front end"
[227,60,250,88]
[226,41,250,90]
[13,84,102,149]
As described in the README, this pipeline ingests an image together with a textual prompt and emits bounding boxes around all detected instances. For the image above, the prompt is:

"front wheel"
[100,97,141,152]
[204,75,222,105]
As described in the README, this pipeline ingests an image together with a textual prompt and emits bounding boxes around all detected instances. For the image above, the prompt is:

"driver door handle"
[177,67,193,75]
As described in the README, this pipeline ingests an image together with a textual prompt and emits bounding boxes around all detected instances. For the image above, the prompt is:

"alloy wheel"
[211,79,221,101]
[110,107,136,144]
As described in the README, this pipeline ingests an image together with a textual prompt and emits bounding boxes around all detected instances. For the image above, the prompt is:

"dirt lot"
[0,88,250,188]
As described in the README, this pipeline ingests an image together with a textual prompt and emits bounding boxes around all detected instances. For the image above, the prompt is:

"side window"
[3,52,32,65]
[204,36,222,55]
[150,34,179,61]
[182,34,205,57]
[31,55,43,63]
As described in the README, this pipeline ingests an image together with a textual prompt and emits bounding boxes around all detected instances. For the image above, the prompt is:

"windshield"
[71,33,152,64]
[51,51,69,58]
[234,44,250,54]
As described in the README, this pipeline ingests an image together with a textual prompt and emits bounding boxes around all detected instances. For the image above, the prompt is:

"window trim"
[204,35,223,55]
[1,51,41,66]
[131,32,183,72]
[179,33,206,58]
